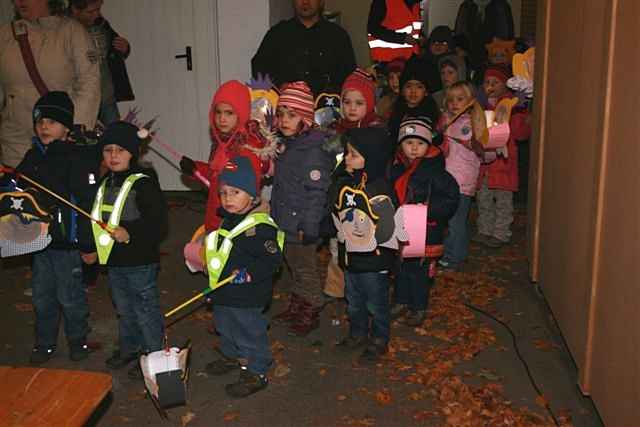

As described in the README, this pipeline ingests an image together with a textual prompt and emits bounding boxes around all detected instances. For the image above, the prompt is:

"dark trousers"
[394,258,434,311]
[284,242,324,307]
[31,248,89,349]
[344,271,390,344]
[213,305,272,375]
[108,263,164,355]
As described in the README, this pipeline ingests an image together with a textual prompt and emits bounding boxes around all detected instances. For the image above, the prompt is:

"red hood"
[209,80,251,133]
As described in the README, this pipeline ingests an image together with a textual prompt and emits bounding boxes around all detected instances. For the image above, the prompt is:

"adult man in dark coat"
[251,0,356,95]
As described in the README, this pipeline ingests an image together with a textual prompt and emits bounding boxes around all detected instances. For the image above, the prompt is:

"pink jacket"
[439,113,482,196]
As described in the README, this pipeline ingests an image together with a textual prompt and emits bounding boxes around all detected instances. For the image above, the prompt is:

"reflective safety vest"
[368,0,422,62]
[91,173,147,265]
[205,212,285,289]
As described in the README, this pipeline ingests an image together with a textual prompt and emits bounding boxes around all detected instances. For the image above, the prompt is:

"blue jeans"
[443,194,473,265]
[213,305,272,375]
[98,101,120,126]
[394,258,434,311]
[344,271,390,344]
[31,248,89,349]
[108,264,164,355]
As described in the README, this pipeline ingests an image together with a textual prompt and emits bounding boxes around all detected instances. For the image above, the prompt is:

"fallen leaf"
[223,412,240,422]
[477,369,500,381]
[181,411,196,426]
[337,394,348,401]
[318,368,327,376]
[274,364,291,378]
[15,303,33,312]
[375,389,392,405]
[535,395,548,408]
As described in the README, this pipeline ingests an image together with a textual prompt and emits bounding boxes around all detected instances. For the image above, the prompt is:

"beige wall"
[325,0,372,67]
[529,0,640,424]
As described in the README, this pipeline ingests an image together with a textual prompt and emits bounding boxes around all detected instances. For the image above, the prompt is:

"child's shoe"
[405,310,426,327]
[336,335,368,352]
[127,364,144,381]
[105,350,139,369]
[471,233,491,245]
[359,339,388,363]
[287,299,320,336]
[485,236,508,248]
[30,346,55,365]
[272,293,301,325]
[437,259,461,272]
[205,352,241,376]
[69,341,90,362]
[390,303,409,320]
[225,368,268,398]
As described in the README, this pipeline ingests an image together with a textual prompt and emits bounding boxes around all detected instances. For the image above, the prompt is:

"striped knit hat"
[278,81,316,128]
[341,68,377,114]
[398,115,434,145]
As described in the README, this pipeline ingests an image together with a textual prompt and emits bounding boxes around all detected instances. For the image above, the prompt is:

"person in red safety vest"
[367,0,423,62]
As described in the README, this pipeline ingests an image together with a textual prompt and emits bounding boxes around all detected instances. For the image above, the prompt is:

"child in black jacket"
[83,121,168,379]
[390,116,459,326]
[204,155,283,398]
[16,92,98,365]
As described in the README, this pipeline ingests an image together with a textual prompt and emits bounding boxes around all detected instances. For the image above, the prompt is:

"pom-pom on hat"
[218,155,259,198]
[398,115,434,145]
[484,65,512,84]
[100,121,143,161]
[341,68,377,114]
[278,81,316,128]
[32,91,74,131]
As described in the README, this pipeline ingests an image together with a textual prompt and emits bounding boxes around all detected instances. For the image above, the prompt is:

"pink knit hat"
[341,68,377,114]
[278,81,316,128]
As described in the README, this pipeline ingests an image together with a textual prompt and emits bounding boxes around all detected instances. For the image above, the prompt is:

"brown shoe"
[272,293,301,326]
[225,368,268,398]
[287,299,320,337]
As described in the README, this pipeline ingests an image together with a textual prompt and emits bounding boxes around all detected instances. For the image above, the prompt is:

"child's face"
[276,106,303,137]
[35,118,68,145]
[440,65,459,88]
[344,143,365,173]
[430,40,449,56]
[402,80,427,108]
[214,102,239,134]
[401,138,429,161]
[342,90,368,123]
[483,76,508,99]
[446,89,471,115]
[388,72,400,94]
[219,184,253,214]
[102,144,132,172]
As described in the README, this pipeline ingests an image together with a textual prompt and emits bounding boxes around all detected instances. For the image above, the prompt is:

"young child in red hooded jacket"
[336,68,384,133]
[180,80,276,232]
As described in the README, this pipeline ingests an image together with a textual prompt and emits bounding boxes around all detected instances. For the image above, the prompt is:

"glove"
[180,156,196,175]
[231,268,252,284]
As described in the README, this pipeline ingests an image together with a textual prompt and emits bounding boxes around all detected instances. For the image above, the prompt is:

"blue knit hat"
[218,156,258,198]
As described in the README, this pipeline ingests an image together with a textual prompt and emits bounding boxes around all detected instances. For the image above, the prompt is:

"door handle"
[175,46,192,71]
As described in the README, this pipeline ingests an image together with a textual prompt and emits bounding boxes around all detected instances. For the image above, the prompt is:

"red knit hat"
[209,80,251,131]
[484,65,511,84]
[278,81,316,128]
[341,68,376,114]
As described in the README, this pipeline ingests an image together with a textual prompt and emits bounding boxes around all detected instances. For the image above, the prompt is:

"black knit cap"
[32,91,74,130]
[400,56,430,90]
[99,121,142,160]
[345,128,392,182]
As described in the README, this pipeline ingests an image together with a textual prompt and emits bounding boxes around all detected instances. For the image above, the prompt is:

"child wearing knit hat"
[83,121,168,379]
[377,59,406,121]
[203,155,283,398]
[337,68,383,132]
[270,81,334,336]
[390,115,459,326]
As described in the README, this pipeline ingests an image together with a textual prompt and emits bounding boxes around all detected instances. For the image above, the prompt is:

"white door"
[102,0,220,190]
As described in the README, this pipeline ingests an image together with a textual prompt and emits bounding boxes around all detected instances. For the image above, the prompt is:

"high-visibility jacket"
[368,0,422,62]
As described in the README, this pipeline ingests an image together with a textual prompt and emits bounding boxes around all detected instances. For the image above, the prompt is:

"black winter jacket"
[210,207,283,308]
[99,18,135,102]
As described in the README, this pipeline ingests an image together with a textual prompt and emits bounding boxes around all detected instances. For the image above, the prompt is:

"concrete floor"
[0,192,603,426]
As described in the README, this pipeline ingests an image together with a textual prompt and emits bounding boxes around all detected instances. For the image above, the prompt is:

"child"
[203,155,283,398]
[270,81,333,336]
[390,116,459,325]
[388,57,440,145]
[431,54,468,111]
[474,65,531,247]
[16,91,93,364]
[180,80,275,232]
[376,59,405,121]
[337,68,383,133]
[332,127,396,362]
[438,82,485,270]
[84,121,168,379]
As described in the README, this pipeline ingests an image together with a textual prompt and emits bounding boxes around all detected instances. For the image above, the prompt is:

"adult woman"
[0,0,100,167]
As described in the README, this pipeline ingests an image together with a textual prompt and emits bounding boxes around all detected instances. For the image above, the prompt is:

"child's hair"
[445,82,486,142]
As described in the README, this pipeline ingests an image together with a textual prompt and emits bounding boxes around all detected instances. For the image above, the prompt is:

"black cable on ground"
[464,302,562,427]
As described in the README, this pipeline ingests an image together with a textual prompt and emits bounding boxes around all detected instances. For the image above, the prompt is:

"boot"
[225,367,268,398]
[272,293,301,326]
[287,299,320,337]
[206,350,241,376]
[69,340,90,362]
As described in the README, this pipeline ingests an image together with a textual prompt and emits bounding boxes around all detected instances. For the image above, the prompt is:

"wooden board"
[0,366,112,427]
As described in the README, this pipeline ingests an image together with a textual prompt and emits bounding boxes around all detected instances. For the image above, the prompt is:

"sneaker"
[485,236,508,248]
[437,259,460,272]
[225,368,268,398]
[105,350,138,370]
[205,354,241,376]
[471,233,491,244]
[405,310,426,327]
[69,342,90,362]
[30,346,55,365]
[390,303,409,320]
[359,340,388,362]
[23,287,33,296]
[336,335,368,351]
[127,363,144,381]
